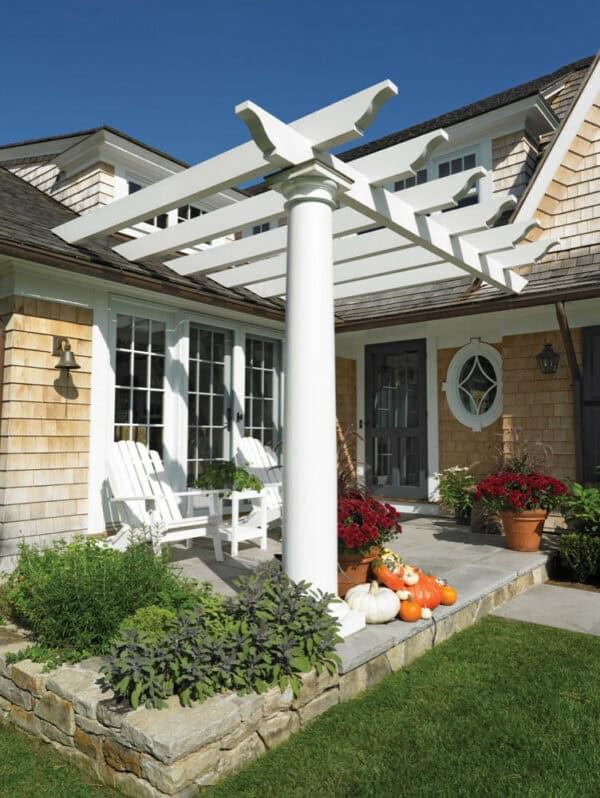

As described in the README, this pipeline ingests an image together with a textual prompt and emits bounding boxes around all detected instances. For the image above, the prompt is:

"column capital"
[268,159,354,209]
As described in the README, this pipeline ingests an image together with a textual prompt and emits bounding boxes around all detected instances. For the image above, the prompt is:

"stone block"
[0,674,34,710]
[104,737,144,777]
[0,695,10,713]
[9,704,41,735]
[39,717,74,747]
[404,630,433,667]
[476,593,495,621]
[339,666,367,701]
[74,727,103,759]
[293,668,339,709]
[219,733,266,779]
[97,698,132,729]
[385,643,406,673]
[262,685,294,718]
[297,688,339,726]
[141,745,222,794]
[35,691,75,735]
[76,713,106,736]
[365,653,392,689]
[450,603,479,635]
[10,660,48,697]
[120,693,243,764]
[257,711,300,750]
[112,769,166,798]
[47,666,107,719]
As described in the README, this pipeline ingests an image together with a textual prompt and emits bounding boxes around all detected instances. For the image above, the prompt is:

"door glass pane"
[114,314,165,454]
[187,324,232,481]
[244,337,281,450]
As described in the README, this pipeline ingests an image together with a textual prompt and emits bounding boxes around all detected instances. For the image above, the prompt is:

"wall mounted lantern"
[536,342,560,375]
[53,337,80,370]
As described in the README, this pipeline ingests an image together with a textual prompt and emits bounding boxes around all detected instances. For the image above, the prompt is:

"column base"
[329,599,366,639]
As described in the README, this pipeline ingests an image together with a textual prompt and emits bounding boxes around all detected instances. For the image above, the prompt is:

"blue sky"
[1,1,598,164]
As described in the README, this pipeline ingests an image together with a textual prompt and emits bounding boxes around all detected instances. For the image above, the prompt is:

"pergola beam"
[165,167,485,276]
[54,80,398,244]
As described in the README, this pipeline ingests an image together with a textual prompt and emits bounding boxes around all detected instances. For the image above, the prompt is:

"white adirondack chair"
[106,440,224,560]
[235,437,283,527]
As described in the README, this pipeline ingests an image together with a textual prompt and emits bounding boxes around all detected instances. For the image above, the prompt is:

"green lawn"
[207,617,600,798]
[0,724,120,798]
[1,618,598,798]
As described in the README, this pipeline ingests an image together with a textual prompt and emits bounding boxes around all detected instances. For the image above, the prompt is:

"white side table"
[195,488,268,557]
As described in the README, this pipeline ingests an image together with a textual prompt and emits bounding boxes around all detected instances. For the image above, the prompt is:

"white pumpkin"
[345,580,400,624]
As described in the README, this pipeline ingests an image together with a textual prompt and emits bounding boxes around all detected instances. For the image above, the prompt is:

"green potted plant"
[337,490,401,597]
[475,472,567,551]
[435,466,476,524]
[194,461,263,495]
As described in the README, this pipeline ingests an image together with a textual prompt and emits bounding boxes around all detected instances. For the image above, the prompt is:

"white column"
[278,167,340,595]
[272,163,365,637]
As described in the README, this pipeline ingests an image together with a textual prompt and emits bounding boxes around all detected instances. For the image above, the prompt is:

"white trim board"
[516,56,600,221]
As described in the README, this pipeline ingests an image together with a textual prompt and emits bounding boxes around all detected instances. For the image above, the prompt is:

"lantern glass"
[536,343,559,374]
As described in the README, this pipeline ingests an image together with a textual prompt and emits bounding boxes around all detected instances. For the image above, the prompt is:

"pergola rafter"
[52,80,558,635]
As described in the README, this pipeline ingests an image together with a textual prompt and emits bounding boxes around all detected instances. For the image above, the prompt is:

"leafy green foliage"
[435,466,476,514]
[119,605,177,641]
[5,538,193,656]
[5,644,81,671]
[102,561,342,709]
[561,483,600,534]
[195,461,263,494]
[559,533,600,583]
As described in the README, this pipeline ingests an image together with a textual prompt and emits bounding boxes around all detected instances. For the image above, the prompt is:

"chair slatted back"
[108,441,183,527]
[236,437,283,516]
[237,437,279,470]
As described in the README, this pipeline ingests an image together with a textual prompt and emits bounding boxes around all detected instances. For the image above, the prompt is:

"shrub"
[559,534,600,584]
[6,538,190,654]
[195,461,263,493]
[561,483,600,535]
[102,561,341,709]
[119,606,177,641]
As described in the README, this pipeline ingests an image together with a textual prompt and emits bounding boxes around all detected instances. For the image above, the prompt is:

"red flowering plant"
[474,472,568,514]
[338,492,402,556]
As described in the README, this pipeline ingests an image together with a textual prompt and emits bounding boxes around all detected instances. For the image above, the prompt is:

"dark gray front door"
[365,340,427,499]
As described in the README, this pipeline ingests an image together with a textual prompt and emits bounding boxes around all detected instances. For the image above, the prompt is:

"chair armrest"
[110,495,157,503]
[172,489,225,496]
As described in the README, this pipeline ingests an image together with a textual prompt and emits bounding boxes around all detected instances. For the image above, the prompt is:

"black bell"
[54,339,80,370]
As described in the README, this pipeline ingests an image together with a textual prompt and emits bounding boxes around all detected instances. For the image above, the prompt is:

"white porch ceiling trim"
[53,80,557,300]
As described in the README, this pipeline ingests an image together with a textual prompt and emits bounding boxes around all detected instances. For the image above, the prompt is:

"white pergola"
[54,81,556,634]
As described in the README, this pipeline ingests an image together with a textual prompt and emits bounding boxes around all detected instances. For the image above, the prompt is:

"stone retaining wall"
[0,560,549,797]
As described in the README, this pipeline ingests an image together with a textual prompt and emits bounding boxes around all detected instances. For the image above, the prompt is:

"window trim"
[442,340,502,432]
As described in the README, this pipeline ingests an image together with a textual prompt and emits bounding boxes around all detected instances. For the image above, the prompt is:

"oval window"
[443,341,502,431]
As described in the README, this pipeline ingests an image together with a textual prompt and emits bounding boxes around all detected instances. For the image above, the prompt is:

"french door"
[365,340,427,499]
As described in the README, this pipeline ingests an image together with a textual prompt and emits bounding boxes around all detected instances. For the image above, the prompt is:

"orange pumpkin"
[439,584,458,605]
[399,600,422,623]
[403,576,441,610]
[420,575,442,610]
[371,559,405,591]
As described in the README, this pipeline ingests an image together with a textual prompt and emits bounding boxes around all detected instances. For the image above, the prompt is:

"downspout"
[555,301,584,482]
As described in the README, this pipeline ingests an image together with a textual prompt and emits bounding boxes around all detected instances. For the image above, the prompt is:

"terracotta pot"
[500,509,548,552]
[338,547,381,597]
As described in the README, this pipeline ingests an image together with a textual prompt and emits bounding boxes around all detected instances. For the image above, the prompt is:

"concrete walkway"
[493,583,600,636]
